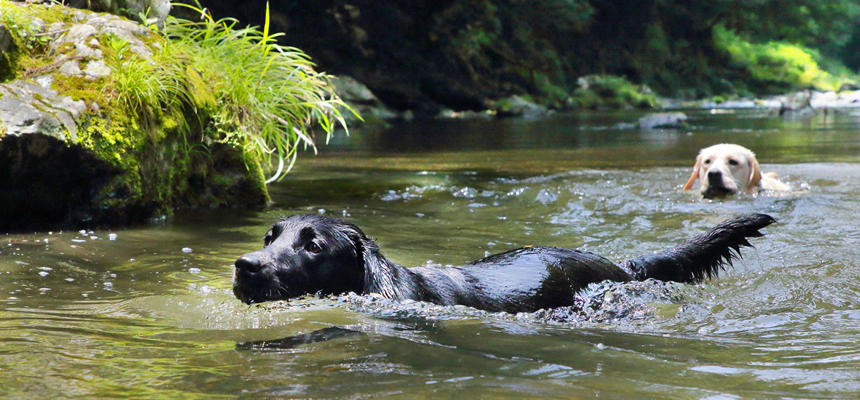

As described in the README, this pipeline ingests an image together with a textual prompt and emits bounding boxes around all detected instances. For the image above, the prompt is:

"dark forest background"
[200,0,860,114]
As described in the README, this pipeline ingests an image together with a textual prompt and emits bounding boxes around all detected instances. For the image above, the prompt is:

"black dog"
[233,214,774,313]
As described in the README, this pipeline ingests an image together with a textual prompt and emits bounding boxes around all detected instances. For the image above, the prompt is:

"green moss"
[242,152,271,204]
[51,74,111,110]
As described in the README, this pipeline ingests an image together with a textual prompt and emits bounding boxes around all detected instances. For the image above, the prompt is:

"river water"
[1,109,858,398]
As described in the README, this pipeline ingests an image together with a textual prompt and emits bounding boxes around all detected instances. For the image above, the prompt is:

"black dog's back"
[448,214,775,312]
[459,247,631,312]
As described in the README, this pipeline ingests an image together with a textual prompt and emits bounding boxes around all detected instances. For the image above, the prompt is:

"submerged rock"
[777,90,816,117]
[638,112,688,129]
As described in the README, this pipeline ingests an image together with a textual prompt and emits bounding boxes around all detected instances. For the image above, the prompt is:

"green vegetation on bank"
[570,75,658,110]
[0,0,349,222]
[713,25,852,93]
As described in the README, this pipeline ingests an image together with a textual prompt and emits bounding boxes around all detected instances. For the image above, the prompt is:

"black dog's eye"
[263,230,274,246]
[306,242,322,254]
[728,159,739,166]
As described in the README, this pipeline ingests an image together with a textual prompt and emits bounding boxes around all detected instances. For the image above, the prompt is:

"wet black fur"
[232,214,775,313]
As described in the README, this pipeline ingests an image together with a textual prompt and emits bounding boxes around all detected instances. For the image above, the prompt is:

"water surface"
[1,109,858,398]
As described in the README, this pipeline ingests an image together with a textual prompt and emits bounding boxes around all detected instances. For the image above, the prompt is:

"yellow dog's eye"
[306,242,322,254]
[728,159,739,166]
[704,159,711,164]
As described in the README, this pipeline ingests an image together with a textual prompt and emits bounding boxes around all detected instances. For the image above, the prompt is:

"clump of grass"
[570,74,658,109]
[162,1,352,181]
[98,1,352,182]
[713,24,854,92]
[103,34,188,135]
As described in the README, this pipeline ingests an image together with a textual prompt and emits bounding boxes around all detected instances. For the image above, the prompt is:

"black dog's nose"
[235,254,265,273]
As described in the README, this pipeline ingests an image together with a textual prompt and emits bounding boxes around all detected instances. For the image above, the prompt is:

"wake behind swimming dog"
[683,143,790,198]
[232,214,775,313]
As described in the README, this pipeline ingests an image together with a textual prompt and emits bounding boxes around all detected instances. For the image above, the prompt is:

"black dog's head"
[232,215,369,304]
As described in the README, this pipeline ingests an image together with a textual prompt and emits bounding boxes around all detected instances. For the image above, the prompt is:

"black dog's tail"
[621,214,775,283]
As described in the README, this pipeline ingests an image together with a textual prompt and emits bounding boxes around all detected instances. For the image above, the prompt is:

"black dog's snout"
[235,254,265,273]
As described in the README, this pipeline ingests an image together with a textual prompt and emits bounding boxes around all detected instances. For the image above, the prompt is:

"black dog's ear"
[342,222,404,299]
[342,222,367,256]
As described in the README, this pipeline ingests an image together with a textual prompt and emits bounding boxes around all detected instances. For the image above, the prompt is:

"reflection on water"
[1,109,858,398]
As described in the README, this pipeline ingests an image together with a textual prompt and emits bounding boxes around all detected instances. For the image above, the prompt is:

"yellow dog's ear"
[682,155,701,191]
[747,156,762,192]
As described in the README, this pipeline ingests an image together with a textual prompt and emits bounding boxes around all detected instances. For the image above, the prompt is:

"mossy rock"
[0,1,271,231]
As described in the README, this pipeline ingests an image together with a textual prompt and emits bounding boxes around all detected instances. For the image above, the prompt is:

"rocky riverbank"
[335,71,860,124]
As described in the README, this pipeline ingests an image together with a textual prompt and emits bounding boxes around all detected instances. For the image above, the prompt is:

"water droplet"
[188,267,201,274]
[108,233,117,241]
[182,247,193,253]
[38,271,49,277]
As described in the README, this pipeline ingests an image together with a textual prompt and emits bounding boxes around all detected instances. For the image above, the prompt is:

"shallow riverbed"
[1,109,858,398]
